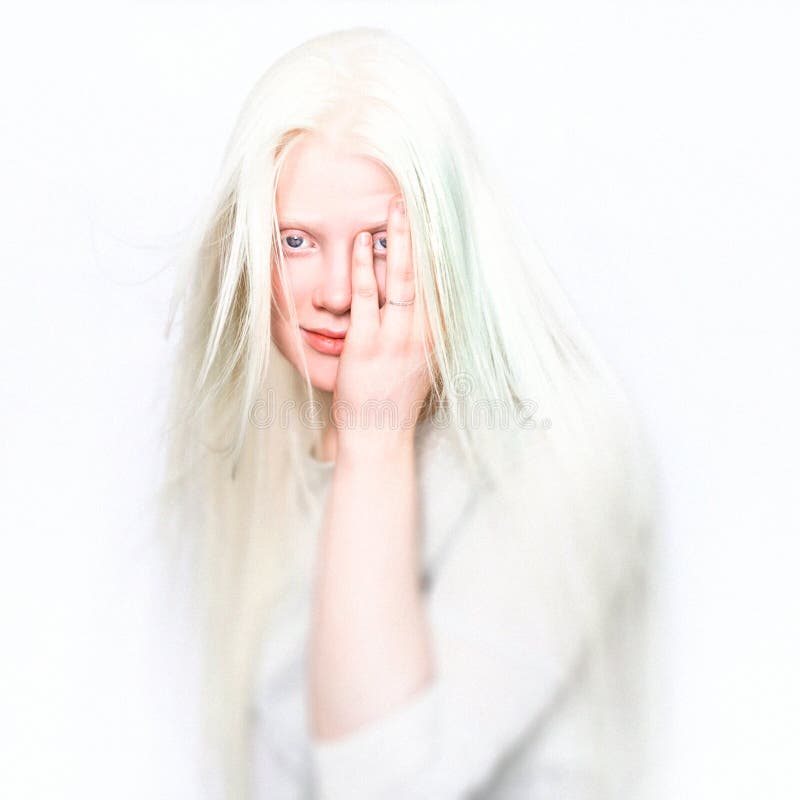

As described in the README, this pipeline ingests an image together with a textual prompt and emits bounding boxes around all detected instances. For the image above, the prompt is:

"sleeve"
[309,440,631,800]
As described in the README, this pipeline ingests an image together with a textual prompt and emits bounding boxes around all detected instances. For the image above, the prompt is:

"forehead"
[276,133,398,226]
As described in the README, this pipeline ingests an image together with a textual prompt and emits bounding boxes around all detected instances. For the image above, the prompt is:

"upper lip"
[302,326,347,339]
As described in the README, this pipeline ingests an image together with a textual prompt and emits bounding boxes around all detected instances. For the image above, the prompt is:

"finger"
[383,194,416,341]
[350,230,380,338]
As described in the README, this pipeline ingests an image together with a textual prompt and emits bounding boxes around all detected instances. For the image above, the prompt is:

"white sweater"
[249,416,650,799]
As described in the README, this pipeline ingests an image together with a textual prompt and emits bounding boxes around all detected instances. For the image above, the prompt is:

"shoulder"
[422,384,657,628]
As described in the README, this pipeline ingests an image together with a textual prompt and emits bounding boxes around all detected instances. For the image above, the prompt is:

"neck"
[314,422,338,463]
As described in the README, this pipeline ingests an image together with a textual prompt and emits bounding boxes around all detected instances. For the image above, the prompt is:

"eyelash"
[281,233,388,256]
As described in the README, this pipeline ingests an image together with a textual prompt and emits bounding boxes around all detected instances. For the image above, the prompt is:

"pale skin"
[271,132,436,740]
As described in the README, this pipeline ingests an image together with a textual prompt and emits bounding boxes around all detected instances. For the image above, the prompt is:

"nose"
[311,242,353,315]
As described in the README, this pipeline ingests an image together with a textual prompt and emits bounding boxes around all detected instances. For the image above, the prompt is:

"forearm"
[308,433,434,741]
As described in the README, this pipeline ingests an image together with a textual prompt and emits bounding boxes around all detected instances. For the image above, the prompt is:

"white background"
[1,2,798,798]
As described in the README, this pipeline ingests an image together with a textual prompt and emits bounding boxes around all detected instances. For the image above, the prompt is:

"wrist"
[336,426,417,468]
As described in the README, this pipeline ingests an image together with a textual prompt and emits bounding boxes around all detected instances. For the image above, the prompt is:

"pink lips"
[301,327,347,356]
[305,327,346,339]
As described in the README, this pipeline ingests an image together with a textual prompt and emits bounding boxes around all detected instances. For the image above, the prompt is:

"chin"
[304,350,339,394]
[310,371,336,394]
[273,330,339,393]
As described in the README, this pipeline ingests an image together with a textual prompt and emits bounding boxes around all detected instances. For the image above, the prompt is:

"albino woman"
[158,26,658,800]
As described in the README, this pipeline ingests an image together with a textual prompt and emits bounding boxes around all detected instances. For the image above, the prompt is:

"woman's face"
[271,132,399,393]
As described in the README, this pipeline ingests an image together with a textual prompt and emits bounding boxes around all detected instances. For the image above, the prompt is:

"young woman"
[158,26,658,800]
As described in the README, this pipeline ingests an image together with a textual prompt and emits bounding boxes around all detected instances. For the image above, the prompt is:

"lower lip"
[301,328,345,356]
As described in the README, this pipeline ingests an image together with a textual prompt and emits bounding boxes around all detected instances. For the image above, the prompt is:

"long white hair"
[156,26,659,800]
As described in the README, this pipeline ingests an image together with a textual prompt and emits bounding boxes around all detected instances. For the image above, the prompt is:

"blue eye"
[284,234,307,250]
[281,231,386,255]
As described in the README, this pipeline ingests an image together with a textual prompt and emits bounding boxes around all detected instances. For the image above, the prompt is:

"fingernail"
[396,198,405,215]
[359,231,371,246]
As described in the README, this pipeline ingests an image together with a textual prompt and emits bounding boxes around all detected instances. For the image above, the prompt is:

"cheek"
[271,262,311,315]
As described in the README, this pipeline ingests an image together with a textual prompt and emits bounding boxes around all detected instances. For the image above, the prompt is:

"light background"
[1,1,798,797]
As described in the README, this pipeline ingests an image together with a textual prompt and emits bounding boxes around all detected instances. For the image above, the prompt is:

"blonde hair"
[156,26,659,800]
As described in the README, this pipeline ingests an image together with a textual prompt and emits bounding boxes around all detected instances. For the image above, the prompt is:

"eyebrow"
[277,220,388,235]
